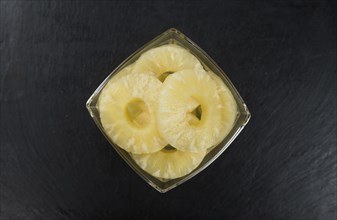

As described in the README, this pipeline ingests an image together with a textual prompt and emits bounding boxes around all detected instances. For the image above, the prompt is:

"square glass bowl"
[86,28,251,193]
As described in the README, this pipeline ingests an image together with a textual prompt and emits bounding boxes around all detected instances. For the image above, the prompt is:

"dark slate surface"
[1,1,336,219]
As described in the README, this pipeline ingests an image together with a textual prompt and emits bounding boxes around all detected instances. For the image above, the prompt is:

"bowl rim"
[86,28,251,193]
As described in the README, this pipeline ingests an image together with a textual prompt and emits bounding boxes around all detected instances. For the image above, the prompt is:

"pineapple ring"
[157,69,225,152]
[131,148,206,179]
[206,71,237,147]
[133,44,203,81]
[98,73,167,154]
[105,63,135,85]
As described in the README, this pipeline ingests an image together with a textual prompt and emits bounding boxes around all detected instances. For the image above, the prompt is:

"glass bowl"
[86,28,251,193]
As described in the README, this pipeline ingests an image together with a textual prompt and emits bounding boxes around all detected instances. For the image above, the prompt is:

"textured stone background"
[1,0,336,219]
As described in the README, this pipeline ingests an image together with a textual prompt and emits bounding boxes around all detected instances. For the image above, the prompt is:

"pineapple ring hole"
[162,145,178,153]
[125,99,150,127]
[158,71,174,82]
[188,105,203,126]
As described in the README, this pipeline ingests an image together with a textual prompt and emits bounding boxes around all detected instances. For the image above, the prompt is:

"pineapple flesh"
[131,148,206,179]
[98,73,167,154]
[133,44,203,80]
[207,71,237,145]
[157,69,225,152]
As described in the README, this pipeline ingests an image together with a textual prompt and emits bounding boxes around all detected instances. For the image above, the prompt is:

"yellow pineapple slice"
[157,69,224,152]
[98,73,167,154]
[131,148,206,179]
